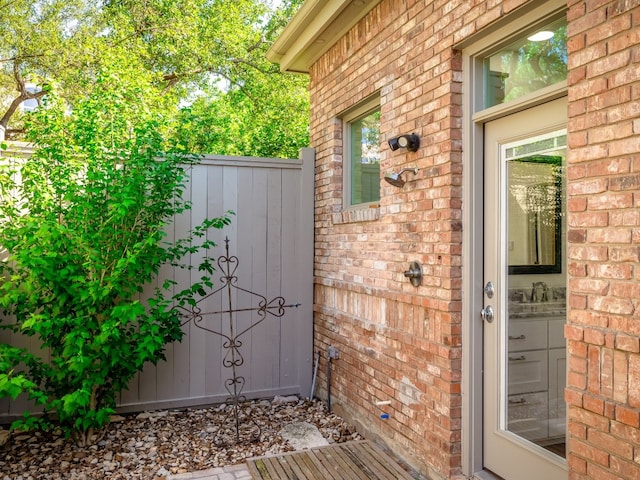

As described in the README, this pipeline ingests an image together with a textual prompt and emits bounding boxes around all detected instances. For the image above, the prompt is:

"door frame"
[457,0,568,477]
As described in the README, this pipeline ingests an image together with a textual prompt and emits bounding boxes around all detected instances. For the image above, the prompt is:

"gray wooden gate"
[0,147,315,420]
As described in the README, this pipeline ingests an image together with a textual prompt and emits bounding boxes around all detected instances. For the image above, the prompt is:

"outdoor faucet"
[531,282,549,303]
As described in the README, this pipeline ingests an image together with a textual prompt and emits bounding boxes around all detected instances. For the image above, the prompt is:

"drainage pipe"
[310,350,321,400]
[327,352,332,412]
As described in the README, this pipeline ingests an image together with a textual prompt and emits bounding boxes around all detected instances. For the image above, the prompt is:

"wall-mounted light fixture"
[384,167,418,187]
[388,133,420,152]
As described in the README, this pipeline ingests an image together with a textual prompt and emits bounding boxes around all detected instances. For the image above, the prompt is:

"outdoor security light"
[388,133,420,152]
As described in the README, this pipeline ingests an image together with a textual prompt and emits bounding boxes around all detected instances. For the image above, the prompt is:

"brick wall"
[565,1,640,479]
[307,1,528,479]
[306,0,638,478]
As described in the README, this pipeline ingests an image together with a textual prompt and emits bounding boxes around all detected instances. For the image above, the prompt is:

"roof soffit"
[267,0,382,73]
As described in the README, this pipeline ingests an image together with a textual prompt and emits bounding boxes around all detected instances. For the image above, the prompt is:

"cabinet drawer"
[508,349,548,395]
[508,391,548,441]
[508,318,547,352]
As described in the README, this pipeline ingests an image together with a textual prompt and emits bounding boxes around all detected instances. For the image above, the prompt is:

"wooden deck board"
[340,443,394,480]
[246,440,414,479]
[319,447,361,480]
[332,442,376,480]
[289,452,317,479]
[305,449,341,480]
[270,456,296,480]
[351,440,410,479]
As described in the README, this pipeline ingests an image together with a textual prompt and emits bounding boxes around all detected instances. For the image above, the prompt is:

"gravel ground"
[0,397,361,480]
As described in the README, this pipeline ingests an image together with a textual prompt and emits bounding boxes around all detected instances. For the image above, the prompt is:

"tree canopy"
[0,0,308,158]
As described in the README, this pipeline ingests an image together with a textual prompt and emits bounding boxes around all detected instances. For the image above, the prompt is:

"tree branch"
[161,55,279,90]
[227,57,279,75]
[0,60,48,129]
[161,67,256,104]
[246,35,267,53]
[0,0,20,12]
[0,53,47,63]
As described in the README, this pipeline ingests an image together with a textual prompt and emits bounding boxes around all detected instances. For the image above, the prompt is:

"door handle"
[481,305,494,323]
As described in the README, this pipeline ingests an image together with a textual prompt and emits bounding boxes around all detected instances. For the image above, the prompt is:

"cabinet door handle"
[509,398,527,405]
[509,355,526,361]
[508,334,526,340]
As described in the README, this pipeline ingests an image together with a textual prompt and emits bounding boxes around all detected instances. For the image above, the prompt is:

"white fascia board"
[267,0,382,73]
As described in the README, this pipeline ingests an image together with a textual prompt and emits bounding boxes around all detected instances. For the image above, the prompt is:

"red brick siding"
[308,1,528,478]
[566,1,640,479]
[307,0,638,478]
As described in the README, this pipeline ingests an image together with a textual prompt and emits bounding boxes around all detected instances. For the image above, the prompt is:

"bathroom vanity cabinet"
[507,314,566,443]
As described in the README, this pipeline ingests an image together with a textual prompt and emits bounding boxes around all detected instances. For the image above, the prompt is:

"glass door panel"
[505,131,567,453]
[483,98,568,480]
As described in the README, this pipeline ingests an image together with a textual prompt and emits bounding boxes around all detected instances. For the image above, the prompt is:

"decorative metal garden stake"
[176,237,299,445]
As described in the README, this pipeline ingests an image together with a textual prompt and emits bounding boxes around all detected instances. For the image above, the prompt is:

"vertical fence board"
[280,167,301,390]
[203,164,224,397]
[270,167,285,390]
[187,165,208,400]
[249,167,270,392]
[296,149,315,397]
[155,182,178,401]
[169,168,193,404]
[234,166,255,393]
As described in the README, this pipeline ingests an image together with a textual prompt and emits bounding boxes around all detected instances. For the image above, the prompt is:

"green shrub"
[0,62,230,445]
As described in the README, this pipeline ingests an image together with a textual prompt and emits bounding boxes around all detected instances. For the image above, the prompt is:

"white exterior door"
[483,98,568,480]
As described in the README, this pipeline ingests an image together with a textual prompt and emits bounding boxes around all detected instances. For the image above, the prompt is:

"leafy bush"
[0,62,230,445]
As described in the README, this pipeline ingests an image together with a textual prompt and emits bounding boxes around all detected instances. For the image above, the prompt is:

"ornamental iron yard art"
[176,237,299,445]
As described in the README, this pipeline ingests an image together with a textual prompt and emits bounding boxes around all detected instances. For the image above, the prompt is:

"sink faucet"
[531,282,549,302]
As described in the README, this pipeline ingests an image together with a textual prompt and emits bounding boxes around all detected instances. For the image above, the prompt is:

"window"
[484,17,567,108]
[343,97,380,208]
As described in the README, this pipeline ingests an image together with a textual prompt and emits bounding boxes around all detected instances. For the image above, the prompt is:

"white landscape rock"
[279,421,329,450]
[271,394,299,405]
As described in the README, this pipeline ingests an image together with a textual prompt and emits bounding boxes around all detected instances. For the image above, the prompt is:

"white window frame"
[342,95,381,210]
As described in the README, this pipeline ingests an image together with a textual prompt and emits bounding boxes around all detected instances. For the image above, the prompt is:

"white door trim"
[461,48,485,477]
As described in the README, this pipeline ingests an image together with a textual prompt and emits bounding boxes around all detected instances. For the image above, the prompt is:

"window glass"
[349,109,380,206]
[484,18,567,108]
